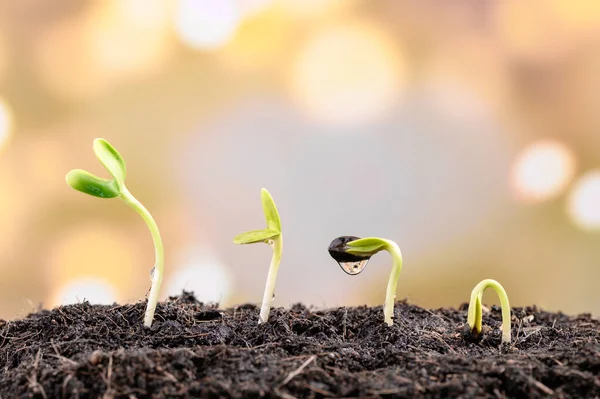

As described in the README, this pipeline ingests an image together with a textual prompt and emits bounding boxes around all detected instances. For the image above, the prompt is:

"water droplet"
[272,293,276,300]
[149,267,155,280]
[337,259,369,275]
[328,236,371,275]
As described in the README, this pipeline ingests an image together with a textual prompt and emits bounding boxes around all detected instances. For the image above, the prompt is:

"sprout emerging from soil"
[233,188,282,324]
[66,138,164,328]
[328,236,403,326]
[467,279,511,344]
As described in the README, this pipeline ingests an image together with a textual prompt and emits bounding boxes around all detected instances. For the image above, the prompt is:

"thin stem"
[120,187,164,328]
[383,240,403,326]
[467,279,511,344]
[259,235,283,324]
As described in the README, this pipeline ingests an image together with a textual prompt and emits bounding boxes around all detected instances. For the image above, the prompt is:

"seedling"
[328,236,403,326]
[66,138,164,328]
[467,279,511,344]
[233,188,282,324]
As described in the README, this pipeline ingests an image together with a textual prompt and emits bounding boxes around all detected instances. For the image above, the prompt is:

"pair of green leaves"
[66,139,126,198]
[233,189,281,245]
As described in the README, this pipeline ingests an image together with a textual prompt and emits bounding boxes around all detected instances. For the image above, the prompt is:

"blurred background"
[0,0,599,320]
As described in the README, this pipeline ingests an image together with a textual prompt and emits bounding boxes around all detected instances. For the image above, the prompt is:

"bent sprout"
[66,138,164,328]
[467,279,511,344]
[328,236,403,326]
[233,188,282,324]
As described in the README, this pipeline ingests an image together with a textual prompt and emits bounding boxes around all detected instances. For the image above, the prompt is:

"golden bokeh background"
[0,0,599,319]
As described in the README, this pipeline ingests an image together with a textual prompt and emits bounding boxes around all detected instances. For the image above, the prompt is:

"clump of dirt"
[0,292,598,398]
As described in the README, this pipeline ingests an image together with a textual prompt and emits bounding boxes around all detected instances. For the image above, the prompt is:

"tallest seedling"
[233,189,283,324]
[66,138,164,328]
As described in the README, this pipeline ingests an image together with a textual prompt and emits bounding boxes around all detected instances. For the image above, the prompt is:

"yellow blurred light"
[220,8,287,71]
[20,137,67,195]
[50,277,118,307]
[33,1,172,100]
[175,0,241,50]
[549,0,600,33]
[238,0,272,17]
[33,13,112,99]
[279,0,355,18]
[567,170,600,230]
[165,251,232,304]
[88,0,173,78]
[0,163,29,257]
[288,21,405,126]
[45,223,139,295]
[510,140,575,202]
[0,32,8,81]
[0,98,13,150]
[494,1,562,58]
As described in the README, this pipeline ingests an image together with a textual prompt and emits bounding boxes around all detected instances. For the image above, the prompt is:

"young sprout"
[328,236,403,326]
[467,279,511,344]
[66,138,164,328]
[233,188,282,324]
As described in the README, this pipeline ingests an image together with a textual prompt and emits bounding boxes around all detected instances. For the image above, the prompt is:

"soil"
[0,292,598,398]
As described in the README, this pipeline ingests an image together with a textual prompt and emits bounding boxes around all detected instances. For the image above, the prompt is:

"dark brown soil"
[0,292,598,398]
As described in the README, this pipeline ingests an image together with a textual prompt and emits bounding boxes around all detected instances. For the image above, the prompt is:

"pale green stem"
[259,235,283,324]
[120,188,164,328]
[383,240,403,326]
[467,279,511,344]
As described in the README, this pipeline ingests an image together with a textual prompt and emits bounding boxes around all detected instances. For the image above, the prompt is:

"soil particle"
[0,292,598,398]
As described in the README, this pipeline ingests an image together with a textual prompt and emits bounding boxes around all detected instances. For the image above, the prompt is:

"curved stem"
[383,240,403,326]
[120,187,164,328]
[259,235,283,324]
[467,279,511,343]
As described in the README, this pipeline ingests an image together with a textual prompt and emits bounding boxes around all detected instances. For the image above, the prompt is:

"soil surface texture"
[0,292,598,398]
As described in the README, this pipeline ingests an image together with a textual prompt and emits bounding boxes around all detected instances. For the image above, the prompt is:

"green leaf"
[345,237,388,256]
[93,138,126,188]
[261,188,281,232]
[233,229,280,245]
[66,169,120,198]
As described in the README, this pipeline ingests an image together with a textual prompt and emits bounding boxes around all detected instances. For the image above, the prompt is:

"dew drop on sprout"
[150,266,155,280]
[339,259,369,275]
[328,236,371,275]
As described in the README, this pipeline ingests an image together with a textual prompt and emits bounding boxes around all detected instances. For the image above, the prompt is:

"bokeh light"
[20,137,67,195]
[219,8,288,72]
[0,32,8,81]
[33,1,172,100]
[175,0,241,50]
[567,170,600,230]
[165,251,232,304]
[237,0,272,17]
[493,1,563,59]
[50,277,118,307]
[510,140,576,202]
[87,0,173,79]
[0,164,29,257]
[0,98,13,151]
[45,224,139,297]
[33,11,112,100]
[288,20,405,126]
[549,0,600,34]
[279,0,354,19]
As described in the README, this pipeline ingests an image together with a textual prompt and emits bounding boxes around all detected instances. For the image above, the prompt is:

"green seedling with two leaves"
[233,189,282,324]
[66,138,164,328]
